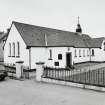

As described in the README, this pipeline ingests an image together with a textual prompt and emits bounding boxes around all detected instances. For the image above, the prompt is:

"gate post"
[16,61,24,79]
[36,62,45,82]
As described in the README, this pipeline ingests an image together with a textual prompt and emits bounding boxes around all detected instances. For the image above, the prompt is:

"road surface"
[0,78,105,105]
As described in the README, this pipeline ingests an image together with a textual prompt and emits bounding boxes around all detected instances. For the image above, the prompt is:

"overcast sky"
[0,0,105,37]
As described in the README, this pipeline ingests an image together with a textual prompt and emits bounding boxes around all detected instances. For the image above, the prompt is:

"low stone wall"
[42,78,105,92]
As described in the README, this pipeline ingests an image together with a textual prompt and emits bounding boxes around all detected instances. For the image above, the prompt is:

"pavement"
[0,78,105,105]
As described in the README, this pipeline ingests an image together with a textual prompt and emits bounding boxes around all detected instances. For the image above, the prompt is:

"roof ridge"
[13,21,78,35]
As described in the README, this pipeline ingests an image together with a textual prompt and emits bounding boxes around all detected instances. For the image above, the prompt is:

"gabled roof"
[83,37,105,48]
[12,21,104,48]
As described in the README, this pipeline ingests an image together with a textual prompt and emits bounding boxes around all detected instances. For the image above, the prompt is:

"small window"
[79,49,81,57]
[12,43,15,57]
[92,49,94,56]
[49,49,52,60]
[74,49,77,57]
[87,49,89,56]
[9,43,11,57]
[83,49,85,57]
[58,54,62,60]
[17,42,20,57]
[54,62,59,66]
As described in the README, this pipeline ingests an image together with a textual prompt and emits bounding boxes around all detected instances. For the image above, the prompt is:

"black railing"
[43,67,105,87]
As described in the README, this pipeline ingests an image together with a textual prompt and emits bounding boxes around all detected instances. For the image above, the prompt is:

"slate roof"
[85,37,105,48]
[12,21,104,48]
[0,32,7,42]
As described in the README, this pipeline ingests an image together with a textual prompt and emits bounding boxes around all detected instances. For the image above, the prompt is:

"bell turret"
[76,16,82,34]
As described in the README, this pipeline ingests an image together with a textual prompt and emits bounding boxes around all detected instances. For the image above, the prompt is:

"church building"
[4,20,105,69]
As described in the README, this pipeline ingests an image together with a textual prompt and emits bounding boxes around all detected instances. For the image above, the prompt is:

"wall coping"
[16,61,24,63]
[42,78,105,92]
[36,62,45,65]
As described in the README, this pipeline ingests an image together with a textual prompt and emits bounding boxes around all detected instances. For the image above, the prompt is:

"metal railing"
[43,67,105,87]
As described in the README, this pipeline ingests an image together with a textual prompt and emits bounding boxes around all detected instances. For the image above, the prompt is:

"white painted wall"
[30,47,48,69]
[91,40,105,62]
[30,47,91,69]
[4,24,29,66]
[31,47,74,69]
[91,48,105,61]
[46,47,74,68]
[73,48,90,64]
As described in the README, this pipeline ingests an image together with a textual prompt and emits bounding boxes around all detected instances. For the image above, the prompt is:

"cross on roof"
[78,16,80,24]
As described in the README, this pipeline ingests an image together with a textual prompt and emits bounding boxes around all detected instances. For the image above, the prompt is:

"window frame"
[48,49,52,60]
[83,49,85,57]
[12,42,15,57]
[16,42,20,57]
[92,49,94,56]
[74,49,77,57]
[58,54,62,60]
[79,49,81,57]
[8,43,11,57]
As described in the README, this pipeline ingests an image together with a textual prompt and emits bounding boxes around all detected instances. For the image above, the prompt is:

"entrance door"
[66,53,72,67]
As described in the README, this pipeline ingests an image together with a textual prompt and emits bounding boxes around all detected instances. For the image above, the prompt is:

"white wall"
[31,47,91,69]
[31,47,95,69]
[91,40,105,62]
[73,48,90,64]
[30,47,48,69]
[91,48,105,61]
[46,47,74,68]
[4,24,29,66]
[31,47,74,69]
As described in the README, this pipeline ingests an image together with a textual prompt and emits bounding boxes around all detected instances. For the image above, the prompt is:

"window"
[12,43,15,57]
[54,62,59,66]
[87,49,89,56]
[92,49,94,56]
[83,49,85,57]
[17,42,20,57]
[49,49,52,60]
[58,54,62,60]
[9,43,11,57]
[79,49,81,57]
[74,49,77,57]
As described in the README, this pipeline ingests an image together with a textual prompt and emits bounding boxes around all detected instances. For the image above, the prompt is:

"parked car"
[0,70,7,81]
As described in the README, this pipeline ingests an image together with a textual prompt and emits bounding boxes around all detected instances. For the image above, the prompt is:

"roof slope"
[12,21,104,48]
[83,37,105,48]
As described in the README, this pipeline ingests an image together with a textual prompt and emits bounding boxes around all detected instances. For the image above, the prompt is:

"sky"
[0,0,105,38]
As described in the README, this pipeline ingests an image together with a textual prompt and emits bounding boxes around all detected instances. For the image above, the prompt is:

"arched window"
[74,49,77,57]
[49,49,52,60]
[79,49,81,57]
[12,43,15,57]
[87,49,89,56]
[17,42,20,57]
[92,49,94,56]
[83,49,85,57]
[9,43,11,56]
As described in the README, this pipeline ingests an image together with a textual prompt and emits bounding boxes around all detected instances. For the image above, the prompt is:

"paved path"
[0,78,105,105]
